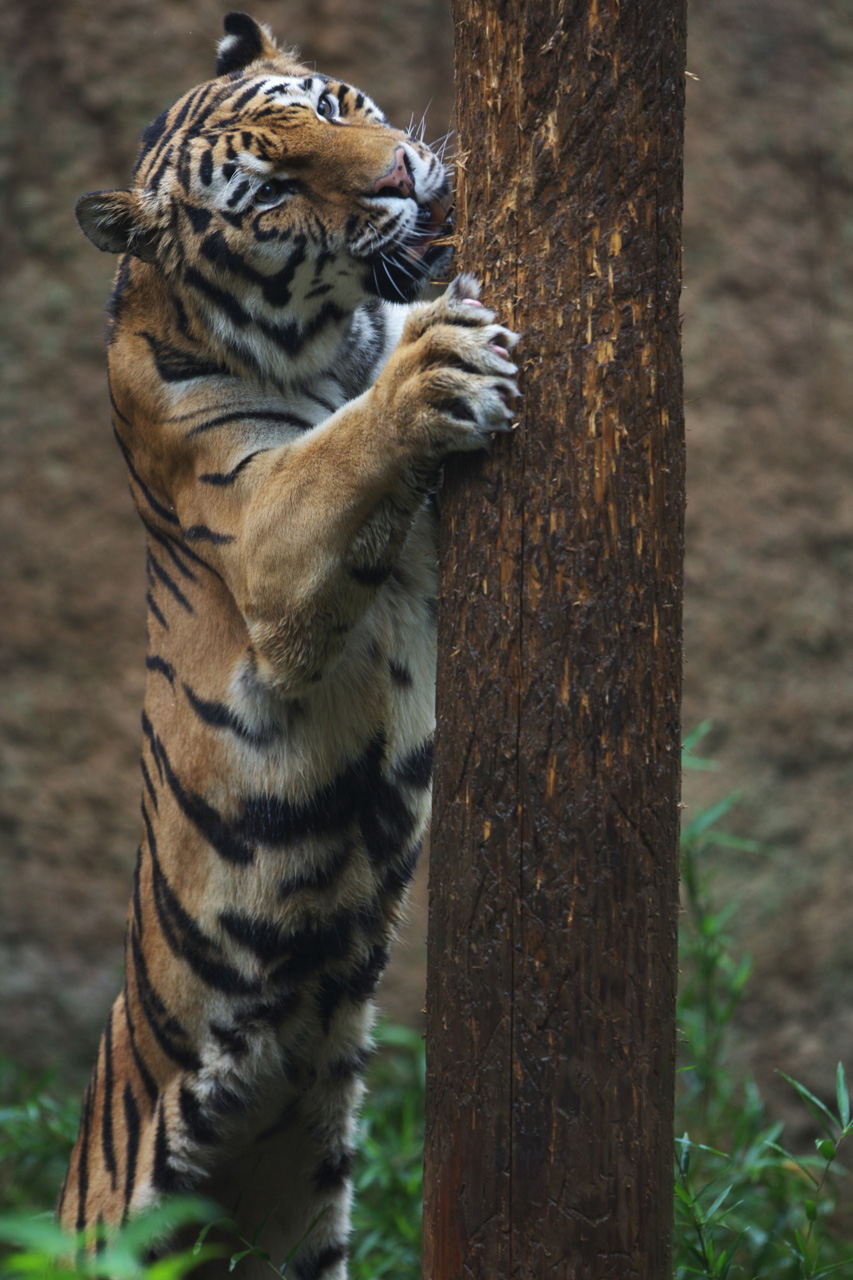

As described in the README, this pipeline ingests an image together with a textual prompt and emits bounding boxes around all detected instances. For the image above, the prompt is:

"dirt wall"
[1,0,851,1139]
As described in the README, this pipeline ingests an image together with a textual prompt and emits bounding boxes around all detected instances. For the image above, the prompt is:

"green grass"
[0,1024,424,1279]
[673,724,853,1278]
[1,726,852,1276]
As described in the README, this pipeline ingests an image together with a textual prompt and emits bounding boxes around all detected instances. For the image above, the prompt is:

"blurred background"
[0,0,851,1151]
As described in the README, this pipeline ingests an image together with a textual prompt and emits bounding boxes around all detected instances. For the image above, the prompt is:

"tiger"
[58,11,519,1276]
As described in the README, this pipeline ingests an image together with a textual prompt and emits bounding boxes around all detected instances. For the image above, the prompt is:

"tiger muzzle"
[373,146,415,199]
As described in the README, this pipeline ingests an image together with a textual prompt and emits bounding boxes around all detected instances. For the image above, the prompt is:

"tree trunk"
[422,2,686,1277]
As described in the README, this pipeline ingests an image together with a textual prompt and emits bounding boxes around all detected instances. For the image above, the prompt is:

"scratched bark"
[423,1,686,1277]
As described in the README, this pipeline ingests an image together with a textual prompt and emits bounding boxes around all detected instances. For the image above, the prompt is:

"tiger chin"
[59,11,519,1277]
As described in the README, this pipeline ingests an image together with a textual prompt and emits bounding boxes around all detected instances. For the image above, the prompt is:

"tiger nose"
[374,146,415,198]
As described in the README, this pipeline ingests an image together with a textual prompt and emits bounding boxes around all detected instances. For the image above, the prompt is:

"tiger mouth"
[364,192,454,302]
[405,198,454,264]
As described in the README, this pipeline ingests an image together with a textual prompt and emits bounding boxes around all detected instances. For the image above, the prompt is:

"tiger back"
[58,12,519,1276]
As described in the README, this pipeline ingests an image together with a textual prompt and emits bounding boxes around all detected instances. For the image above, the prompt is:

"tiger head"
[76,12,452,377]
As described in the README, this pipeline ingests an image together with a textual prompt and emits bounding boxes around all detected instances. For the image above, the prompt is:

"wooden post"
[422,2,686,1277]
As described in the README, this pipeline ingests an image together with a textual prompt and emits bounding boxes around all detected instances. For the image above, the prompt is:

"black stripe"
[137,108,169,166]
[145,525,198,578]
[184,204,212,234]
[396,737,434,790]
[146,589,169,630]
[199,149,213,186]
[108,377,131,425]
[300,388,337,414]
[156,735,255,865]
[139,85,201,180]
[388,659,413,688]
[357,780,416,868]
[239,734,415,866]
[226,179,250,208]
[314,1147,354,1192]
[182,682,275,746]
[122,1082,141,1211]
[180,82,228,145]
[56,1172,69,1219]
[146,654,175,684]
[185,408,310,437]
[328,1045,372,1082]
[137,331,228,382]
[279,842,352,897]
[349,562,392,588]
[178,1083,218,1145]
[239,984,300,1028]
[148,551,195,613]
[209,1021,249,1057]
[222,78,262,115]
[183,524,235,544]
[316,943,390,1031]
[152,1099,189,1191]
[220,907,353,975]
[145,802,262,995]
[199,449,269,485]
[114,427,180,526]
[381,841,421,900]
[150,722,415,874]
[147,143,174,195]
[129,920,202,1072]
[74,1072,95,1232]
[171,83,210,138]
[141,710,165,783]
[200,229,306,306]
[293,1243,347,1280]
[123,989,158,1104]
[217,910,294,963]
[101,1010,117,1189]
[183,264,345,357]
[184,264,252,328]
[144,520,218,581]
[132,844,146,930]
[240,736,383,847]
[107,257,134,338]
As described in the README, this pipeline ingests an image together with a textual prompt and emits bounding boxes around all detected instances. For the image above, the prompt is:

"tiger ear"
[75,190,159,263]
[216,12,281,75]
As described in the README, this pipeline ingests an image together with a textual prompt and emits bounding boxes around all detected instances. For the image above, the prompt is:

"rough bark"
[422,2,686,1277]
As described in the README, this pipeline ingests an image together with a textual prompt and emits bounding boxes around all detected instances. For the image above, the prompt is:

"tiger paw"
[378,273,521,456]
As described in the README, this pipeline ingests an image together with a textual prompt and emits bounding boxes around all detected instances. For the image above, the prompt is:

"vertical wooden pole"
[422,1,686,1277]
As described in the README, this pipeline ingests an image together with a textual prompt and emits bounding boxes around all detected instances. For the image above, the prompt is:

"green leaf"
[836,1062,850,1130]
[229,1245,269,1270]
[764,1141,820,1187]
[682,753,721,772]
[147,1245,225,1279]
[682,721,715,753]
[704,1181,735,1222]
[779,1072,838,1138]
[682,790,744,840]
[817,1138,836,1162]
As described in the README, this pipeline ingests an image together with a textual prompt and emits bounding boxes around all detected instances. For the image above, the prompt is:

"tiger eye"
[317,92,337,119]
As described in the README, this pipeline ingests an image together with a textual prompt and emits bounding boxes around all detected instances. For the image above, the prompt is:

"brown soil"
[1,0,851,1155]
